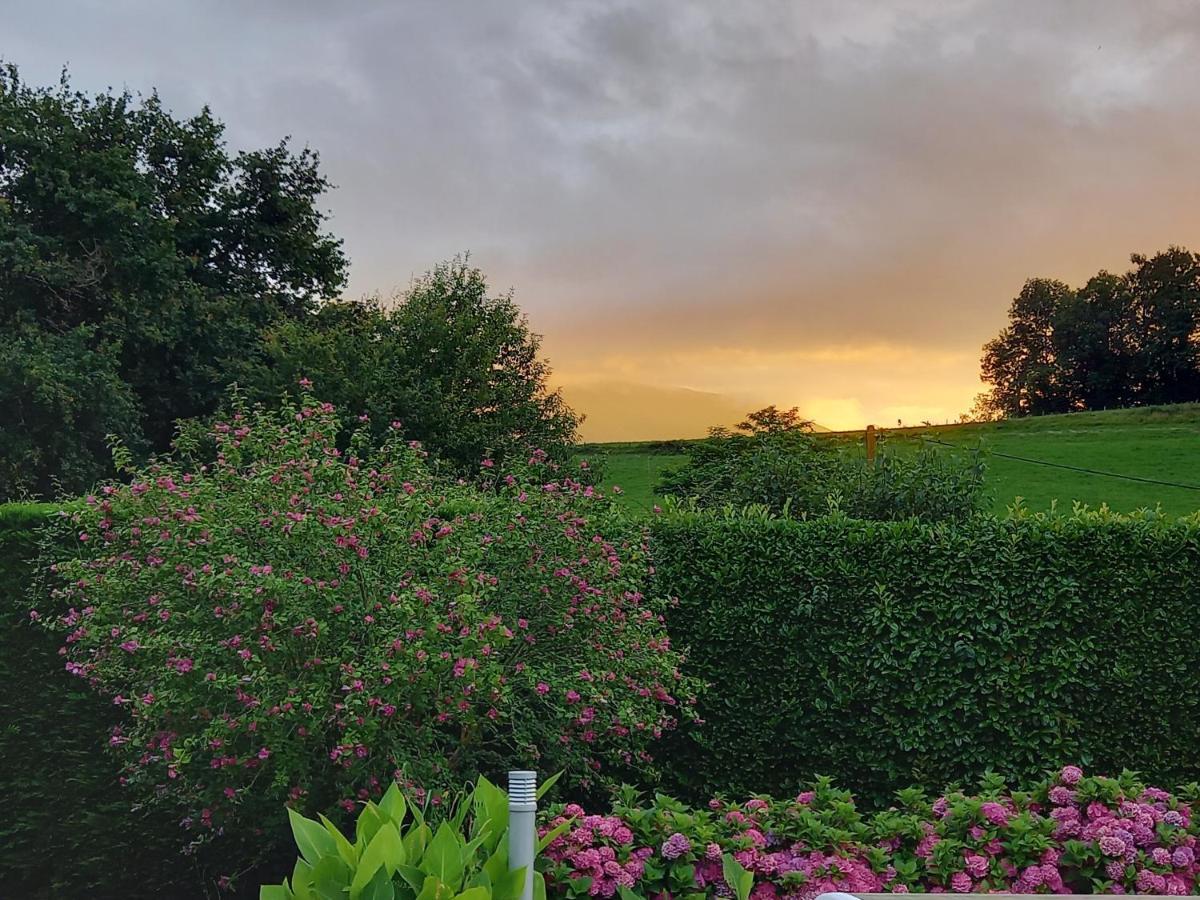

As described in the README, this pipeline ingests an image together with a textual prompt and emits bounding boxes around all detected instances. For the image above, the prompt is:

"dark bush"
[656,410,985,522]
[650,506,1200,805]
[0,505,194,898]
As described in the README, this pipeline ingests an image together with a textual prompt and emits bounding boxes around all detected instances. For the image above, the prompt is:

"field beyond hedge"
[589,403,1200,515]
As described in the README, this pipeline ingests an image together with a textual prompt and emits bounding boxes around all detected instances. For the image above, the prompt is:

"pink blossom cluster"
[540,767,1200,899]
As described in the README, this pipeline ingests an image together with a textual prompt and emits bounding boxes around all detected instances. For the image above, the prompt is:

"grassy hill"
[584,403,1200,516]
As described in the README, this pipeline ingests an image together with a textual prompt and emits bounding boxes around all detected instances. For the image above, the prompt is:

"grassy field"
[585,404,1200,516]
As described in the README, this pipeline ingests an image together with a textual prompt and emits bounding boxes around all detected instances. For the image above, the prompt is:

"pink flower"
[536,682,550,695]
[1060,765,1083,785]
[950,872,972,893]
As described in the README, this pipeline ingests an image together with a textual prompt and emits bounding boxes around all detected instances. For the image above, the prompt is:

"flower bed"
[540,767,1200,897]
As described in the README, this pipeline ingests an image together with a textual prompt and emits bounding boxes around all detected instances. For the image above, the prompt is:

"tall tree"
[1052,271,1134,411]
[980,279,1074,417]
[0,65,346,497]
[1126,247,1200,405]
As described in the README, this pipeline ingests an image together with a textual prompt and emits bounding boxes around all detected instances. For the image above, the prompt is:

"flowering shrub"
[35,391,694,849]
[539,767,1200,897]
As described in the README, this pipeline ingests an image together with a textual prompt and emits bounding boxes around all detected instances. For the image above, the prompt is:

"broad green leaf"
[292,859,316,900]
[472,776,508,848]
[397,864,427,894]
[420,823,466,890]
[360,866,396,900]
[312,855,352,900]
[380,783,408,826]
[261,883,291,900]
[356,804,386,855]
[452,888,489,900]
[402,823,431,863]
[491,866,526,900]
[290,808,338,867]
[722,854,754,900]
[535,770,564,800]
[533,870,547,900]
[351,819,406,898]
[482,837,510,885]
[320,813,358,868]
[415,875,444,900]
[618,887,645,900]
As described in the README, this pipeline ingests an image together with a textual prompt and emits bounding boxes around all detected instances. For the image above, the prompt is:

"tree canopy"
[0,66,577,499]
[979,246,1200,418]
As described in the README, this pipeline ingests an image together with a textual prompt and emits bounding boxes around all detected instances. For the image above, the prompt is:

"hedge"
[0,505,193,898]
[650,506,1200,806]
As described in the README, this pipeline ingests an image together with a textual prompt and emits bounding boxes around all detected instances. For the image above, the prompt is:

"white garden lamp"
[508,770,538,900]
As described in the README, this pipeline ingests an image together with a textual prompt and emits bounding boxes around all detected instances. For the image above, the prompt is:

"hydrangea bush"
[35,391,695,851]
[539,767,1200,897]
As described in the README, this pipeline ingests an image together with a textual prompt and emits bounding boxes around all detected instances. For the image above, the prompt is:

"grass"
[587,403,1200,517]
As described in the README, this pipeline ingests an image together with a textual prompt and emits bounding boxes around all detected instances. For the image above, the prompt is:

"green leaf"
[290,808,338,867]
[356,804,386,854]
[482,837,510,885]
[320,813,358,868]
[415,876,445,900]
[380,783,408,826]
[312,855,352,900]
[535,817,573,853]
[398,864,428,894]
[452,889,489,900]
[361,866,396,900]
[261,883,292,900]
[420,823,466,890]
[351,819,406,898]
[618,888,644,900]
[403,823,431,863]
[472,775,508,848]
[292,859,316,900]
[722,854,754,900]
[535,770,564,800]
[491,866,526,900]
[533,871,547,900]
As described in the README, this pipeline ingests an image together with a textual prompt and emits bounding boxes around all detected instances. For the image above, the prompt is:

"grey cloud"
[7,0,1200,366]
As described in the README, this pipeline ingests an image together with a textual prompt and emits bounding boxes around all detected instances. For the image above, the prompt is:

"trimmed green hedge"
[0,505,191,898]
[650,507,1200,805]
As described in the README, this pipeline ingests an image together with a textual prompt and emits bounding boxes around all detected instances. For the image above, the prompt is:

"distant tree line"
[0,65,577,501]
[979,247,1200,418]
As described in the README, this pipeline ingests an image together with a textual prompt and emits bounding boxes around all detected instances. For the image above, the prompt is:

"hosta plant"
[263,775,568,900]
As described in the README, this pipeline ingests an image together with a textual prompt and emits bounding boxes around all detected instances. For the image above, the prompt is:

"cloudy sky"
[8,1,1200,437]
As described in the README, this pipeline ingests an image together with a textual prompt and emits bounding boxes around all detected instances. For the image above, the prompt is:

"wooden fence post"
[865,424,876,465]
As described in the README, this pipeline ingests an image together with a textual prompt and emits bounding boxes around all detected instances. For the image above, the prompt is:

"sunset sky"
[10,1,1200,439]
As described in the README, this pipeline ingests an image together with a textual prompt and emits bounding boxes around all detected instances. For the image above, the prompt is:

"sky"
[8,1,1200,438]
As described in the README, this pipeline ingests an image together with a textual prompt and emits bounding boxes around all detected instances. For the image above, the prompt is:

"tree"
[979,247,1200,418]
[1125,247,1200,405]
[979,279,1074,417]
[0,320,143,499]
[240,258,581,472]
[0,64,346,497]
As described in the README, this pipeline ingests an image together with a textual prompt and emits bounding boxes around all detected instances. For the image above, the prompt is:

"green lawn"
[587,403,1200,517]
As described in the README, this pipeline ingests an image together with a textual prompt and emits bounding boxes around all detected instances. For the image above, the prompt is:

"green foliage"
[649,506,1200,806]
[981,246,1200,417]
[34,391,693,867]
[0,321,144,498]
[0,63,347,499]
[263,777,539,900]
[656,408,985,521]
[0,506,194,898]
[238,258,581,474]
